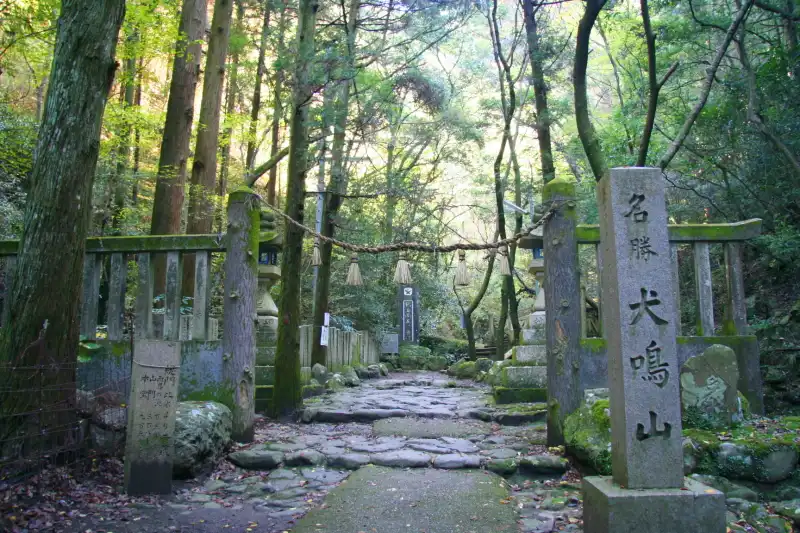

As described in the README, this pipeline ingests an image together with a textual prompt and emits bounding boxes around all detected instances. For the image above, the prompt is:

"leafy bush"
[419,335,468,357]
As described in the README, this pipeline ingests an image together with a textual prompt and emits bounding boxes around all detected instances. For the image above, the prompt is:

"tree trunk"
[574,0,609,181]
[272,0,319,418]
[495,284,509,360]
[150,0,206,290]
[0,0,124,445]
[218,0,244,230]
[246,0,273,171]
[132,57,143,205]
[311,0,360,368]
[462,239,497,360]
[185,0,235,295]
[267,5,288,205]
[151,0,206,236]
[222,189,259,442]
[522,0,556,184]
[383,115,399,243]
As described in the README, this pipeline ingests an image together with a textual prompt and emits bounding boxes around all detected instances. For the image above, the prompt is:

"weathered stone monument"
[124,339,181,495]
[583,167,725,533]
[398,284,420,344]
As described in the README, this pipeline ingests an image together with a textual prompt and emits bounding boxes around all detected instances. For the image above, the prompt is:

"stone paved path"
[58,372,582,533]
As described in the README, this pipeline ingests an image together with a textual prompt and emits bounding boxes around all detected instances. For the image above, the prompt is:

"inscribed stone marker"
[598,167,682,490]
[124,340,181,495]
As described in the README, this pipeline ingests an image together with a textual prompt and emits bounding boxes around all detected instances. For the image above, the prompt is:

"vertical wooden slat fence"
[297,324,381,369]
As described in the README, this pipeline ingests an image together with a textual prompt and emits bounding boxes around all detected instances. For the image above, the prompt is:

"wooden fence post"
[543,176,582,446]
[223,188,259,442]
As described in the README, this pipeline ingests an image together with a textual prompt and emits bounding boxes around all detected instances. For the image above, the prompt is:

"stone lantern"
[256,213,281,366]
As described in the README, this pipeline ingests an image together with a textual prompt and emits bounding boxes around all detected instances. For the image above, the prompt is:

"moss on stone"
[183,383,235,411]
[563,400,611,475]
[542,175,576,201]
[493,387,547,404]
[580,338,606,352]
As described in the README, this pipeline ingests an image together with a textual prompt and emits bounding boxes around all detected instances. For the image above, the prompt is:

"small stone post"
[223,188,259,442]
[542,176,582,446]
[124,340,181,495]
[583,167,725,533]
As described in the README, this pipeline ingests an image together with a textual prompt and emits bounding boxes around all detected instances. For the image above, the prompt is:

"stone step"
[500,365,547,388]
[493,386,547,404]
[513,344,546,365]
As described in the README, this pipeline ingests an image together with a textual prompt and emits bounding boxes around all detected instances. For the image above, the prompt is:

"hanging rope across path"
[256,195,558,254]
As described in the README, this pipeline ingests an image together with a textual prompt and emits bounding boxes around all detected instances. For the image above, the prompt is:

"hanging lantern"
[394,253,412,284]
[346,253,363,286]
[498,244,511,276]
[454,250,470,286]
[311,238,322,267]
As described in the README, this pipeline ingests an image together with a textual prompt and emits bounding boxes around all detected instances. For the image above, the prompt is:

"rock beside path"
[173,401,232,479]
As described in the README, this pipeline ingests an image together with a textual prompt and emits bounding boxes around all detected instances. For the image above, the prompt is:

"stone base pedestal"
[583,476,725,533]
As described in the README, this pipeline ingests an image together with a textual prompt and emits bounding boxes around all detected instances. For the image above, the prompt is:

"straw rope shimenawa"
[257,196,558,254]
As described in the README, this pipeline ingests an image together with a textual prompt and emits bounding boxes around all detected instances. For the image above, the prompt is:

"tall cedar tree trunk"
[218,0,244,229]
[132,57,143,205]
[311,0,360,367]
[267,5,288,205]
[522,0,556,184]
[0,0,124,441]
[185,0,235,294]
[273,0,319,417]
[246,1,273,171]
[383,114,399,243]
[150,0,206,290]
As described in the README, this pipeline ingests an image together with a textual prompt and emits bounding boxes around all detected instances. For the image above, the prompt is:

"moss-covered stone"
[475,357,493,372]
[449,360,478,380]
[302,383,324,399]
[486,458,518,476]
[563,399,611,475]
[493,387,547,404]
[399,344,432,359]
[683,418,800,483]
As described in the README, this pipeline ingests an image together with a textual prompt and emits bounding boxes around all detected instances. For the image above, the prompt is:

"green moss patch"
[493,387,547,404]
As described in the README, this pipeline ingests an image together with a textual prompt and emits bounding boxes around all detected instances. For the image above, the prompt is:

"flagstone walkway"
[58,372,584,533]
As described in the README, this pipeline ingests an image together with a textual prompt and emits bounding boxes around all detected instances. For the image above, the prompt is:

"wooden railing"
[0,231,278,342]
[575,219,762,339]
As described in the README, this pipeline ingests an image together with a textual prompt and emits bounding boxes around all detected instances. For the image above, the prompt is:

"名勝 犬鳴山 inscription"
[124,340,181,495]
[598,167,683,490]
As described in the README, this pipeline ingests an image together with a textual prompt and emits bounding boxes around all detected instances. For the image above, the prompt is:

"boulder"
[94,406,127,431]
[563,399,611,475]
[717,442,799,483]
[379,363,390,376]
[475,357,493,373]
[354,365,370,379]
[485,360,512,386]
[341,366,361,387]
[326,373,346,391]
[680,344,741,428]
[311,363,328,384]
[173,401,232,479]
[449,360,477,380]
[366,365,381,379]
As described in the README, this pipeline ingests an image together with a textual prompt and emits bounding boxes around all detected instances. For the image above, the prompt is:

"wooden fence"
[298,325,380,369]
[0,232,279,343]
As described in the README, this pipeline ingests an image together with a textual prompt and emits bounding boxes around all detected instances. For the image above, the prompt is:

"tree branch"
[657,0,754,170]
